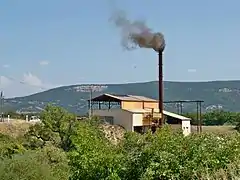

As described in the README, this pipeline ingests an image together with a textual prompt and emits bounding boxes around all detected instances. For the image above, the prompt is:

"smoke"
[109,9,165,52]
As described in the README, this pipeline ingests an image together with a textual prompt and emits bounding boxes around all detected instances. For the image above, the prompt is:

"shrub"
[2,105,240,179]
[119,127,240,180]
[24,105,77,151]
[68,120,125,180]
[0,145,69,180]
[236,122,240,132]
[68,124,240,179]
[0,133,25,159]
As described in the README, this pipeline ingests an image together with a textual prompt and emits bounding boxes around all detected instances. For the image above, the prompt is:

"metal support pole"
[199,101,202,133]
[196,102,199,133]
[89,89,92,118]
[90,89,93,117]
[0,91,3,122]
[158,51,164,127]
[177,103,180,114]
[180,102,183,114]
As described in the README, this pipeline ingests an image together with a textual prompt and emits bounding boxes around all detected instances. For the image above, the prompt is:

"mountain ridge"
[3,80,240,114]
[9,80,240,98]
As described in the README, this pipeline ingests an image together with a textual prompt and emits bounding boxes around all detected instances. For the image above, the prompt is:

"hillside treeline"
[184,110,240,126]
[0,105,239,179]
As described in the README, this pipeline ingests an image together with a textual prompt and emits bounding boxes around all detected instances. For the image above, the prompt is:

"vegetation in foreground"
[0,105,239,179]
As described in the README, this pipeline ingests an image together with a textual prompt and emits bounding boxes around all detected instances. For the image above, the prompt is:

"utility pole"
[79,85,107,118]
[0,91,3,122]
[0,73,3,122]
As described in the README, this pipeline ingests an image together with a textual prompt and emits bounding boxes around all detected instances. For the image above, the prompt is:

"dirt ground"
[191,125,236,134]
[0,120,34,137]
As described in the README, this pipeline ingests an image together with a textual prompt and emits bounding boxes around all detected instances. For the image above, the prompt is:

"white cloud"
[23,72,43,87]
[39,60,49,66]
[0,76,11,88]
[2,64,10,68]
[22,72,60,90]
[0,73,60,98]
[187,69,197,73]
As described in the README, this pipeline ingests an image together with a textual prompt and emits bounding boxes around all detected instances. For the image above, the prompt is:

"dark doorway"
[134,126,143,134]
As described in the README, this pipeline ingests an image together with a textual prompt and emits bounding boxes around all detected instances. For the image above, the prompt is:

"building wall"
[92,109,191,135]
[92,109,133,131]
[121,101,158,110]
[143,102,158,109]
[169,124,182,130]
[182,120,191,136]
[132,113,144,126]
[121,101,143,109]
[167,119,191,136]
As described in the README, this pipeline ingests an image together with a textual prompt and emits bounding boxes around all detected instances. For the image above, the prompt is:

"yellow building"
[90,93,191,135]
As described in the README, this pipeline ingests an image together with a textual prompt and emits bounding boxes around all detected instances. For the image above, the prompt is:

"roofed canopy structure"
[88,93,158,110]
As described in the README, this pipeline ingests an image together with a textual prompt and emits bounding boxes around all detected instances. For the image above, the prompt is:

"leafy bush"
[1,105,240,179]
[68,122,240,180]
[184,110,240,127]
[118,127,240,180]
[0,145,69,180]
[68,120,125,180]
[24,105,77,151]
[236,122,240,132]
[0,133,25,159]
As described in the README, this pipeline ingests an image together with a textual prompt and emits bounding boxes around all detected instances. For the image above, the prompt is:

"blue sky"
[0,0,240,97]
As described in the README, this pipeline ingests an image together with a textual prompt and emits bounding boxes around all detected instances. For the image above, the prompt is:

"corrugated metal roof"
[93,93,157,102]
[128,95,157,102]
[125,109,191,121]
[126,108,158,113]
[163,110,191,120]
[125,109,149,113]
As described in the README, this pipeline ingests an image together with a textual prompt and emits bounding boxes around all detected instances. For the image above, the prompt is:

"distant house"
[89,93,191,136]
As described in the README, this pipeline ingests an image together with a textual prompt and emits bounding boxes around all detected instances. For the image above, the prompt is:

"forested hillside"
[5,80,240,114]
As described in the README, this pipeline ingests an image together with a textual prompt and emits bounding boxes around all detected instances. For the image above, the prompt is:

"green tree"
[0,145,69,180]
[184,110,240,127]
[236,123,240,132]
[183,112,199,125]
[0,133,25,159]
[68,120,124,180]
[24,105,77,151]
[118,127,240,179]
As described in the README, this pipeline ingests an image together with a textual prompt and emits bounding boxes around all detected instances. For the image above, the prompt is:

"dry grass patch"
[0,120,33,137]
[192,125,236,134]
